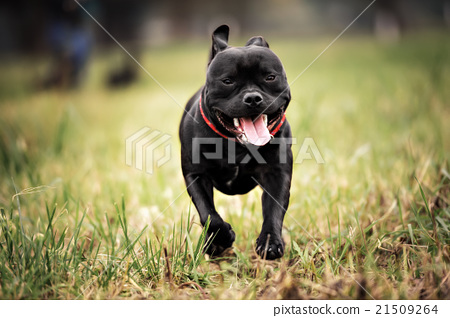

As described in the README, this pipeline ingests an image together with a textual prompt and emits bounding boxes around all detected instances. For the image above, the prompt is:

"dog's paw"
[204,221,236,257]
[255,233,284,260]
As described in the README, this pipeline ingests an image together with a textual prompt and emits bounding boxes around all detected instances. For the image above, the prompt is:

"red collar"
[199,96,285,143]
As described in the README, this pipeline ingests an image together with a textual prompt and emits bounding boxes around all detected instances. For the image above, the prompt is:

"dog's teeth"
[233,118,240,128]
[262,114,268,126]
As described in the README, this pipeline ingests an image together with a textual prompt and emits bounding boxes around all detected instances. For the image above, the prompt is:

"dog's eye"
[265,75,276,82]
[222,78,233,85]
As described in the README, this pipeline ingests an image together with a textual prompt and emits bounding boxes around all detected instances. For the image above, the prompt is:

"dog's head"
[203,25,290,146]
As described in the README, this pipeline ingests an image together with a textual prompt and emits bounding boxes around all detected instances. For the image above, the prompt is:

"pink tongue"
[239,116,271,146]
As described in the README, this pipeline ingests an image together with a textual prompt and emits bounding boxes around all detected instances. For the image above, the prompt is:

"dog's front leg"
[255,168,292,260]
[184,173,236,256]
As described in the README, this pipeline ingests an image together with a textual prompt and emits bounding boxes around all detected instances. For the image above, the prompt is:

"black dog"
[179,25,292,260]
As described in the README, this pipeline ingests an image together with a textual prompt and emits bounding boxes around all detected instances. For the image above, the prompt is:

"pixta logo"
[191,137,324,165]
[126,127,171,174]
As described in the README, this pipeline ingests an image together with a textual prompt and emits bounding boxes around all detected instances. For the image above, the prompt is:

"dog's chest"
[210,165,240,185]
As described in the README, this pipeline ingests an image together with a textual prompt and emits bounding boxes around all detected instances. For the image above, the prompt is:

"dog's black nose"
[243,92,263,107]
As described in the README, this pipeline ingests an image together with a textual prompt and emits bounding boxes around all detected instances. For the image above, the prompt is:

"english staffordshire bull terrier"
[179,25,292,260]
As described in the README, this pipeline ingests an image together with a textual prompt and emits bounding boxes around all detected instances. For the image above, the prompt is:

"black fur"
[179,25,292,260]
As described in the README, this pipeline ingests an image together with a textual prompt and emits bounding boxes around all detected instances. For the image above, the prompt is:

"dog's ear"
[245,36,269,48]
[209,25,229,63]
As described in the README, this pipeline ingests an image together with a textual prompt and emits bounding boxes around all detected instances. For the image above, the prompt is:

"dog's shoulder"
[184,88,202,113]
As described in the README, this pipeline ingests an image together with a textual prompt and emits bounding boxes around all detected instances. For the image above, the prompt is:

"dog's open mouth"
[215,108,284,146]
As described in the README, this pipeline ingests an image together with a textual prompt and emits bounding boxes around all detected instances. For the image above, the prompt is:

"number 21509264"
[376,304,438,315]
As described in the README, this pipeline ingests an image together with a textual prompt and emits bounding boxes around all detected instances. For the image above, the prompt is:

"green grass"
[0,31,449,299]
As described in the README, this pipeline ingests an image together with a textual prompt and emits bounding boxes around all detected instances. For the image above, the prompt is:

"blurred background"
[2,0,450,50]
[0,0,449,89]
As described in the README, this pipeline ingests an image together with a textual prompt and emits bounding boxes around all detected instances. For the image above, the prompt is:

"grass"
[0,31,449,299]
